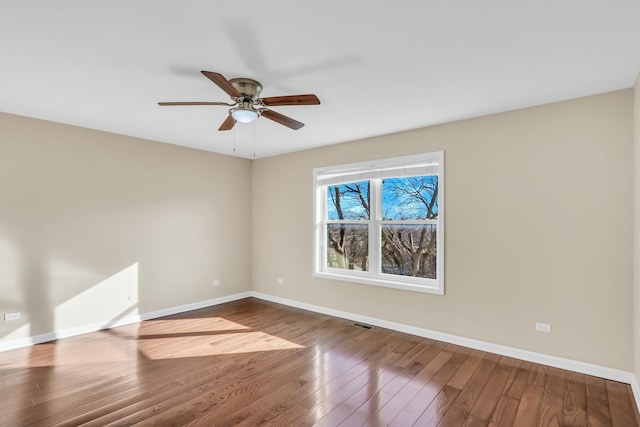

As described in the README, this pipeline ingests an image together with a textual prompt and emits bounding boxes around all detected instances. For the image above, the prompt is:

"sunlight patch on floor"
[138,331,304,359]
[136,317,250,336]
[0,339,136,368]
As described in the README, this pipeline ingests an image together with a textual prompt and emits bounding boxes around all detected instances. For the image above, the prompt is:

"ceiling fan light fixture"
[231,107,259,123]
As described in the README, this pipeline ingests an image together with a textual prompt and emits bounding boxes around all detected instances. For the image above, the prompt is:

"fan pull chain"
[253,121,256,158]
[233,127,236,153]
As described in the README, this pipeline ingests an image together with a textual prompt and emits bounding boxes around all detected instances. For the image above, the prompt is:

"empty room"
[1,1,640,426]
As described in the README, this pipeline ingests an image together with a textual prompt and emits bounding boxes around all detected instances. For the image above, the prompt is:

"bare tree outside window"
[326,176,438,279]
[326,181,369,271]
[381,176,438,279]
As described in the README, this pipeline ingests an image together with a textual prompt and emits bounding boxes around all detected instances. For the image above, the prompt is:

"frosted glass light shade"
[231,108,259,123]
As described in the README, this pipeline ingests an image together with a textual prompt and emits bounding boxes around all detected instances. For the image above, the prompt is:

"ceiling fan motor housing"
[229,78,263,102]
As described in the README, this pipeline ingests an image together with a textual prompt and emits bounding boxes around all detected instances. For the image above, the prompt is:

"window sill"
[313,271,444,295]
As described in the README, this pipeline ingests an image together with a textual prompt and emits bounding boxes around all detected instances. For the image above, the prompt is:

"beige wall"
[634,74,640,381]
[253,90,634,370]
[0,113,252,344]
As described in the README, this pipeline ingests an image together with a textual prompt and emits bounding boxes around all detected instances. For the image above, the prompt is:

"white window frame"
[313,152,444,294]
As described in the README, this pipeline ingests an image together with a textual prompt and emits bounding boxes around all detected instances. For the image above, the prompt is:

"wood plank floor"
[0,298,638,426]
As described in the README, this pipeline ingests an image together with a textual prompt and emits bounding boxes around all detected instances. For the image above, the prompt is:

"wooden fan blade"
[261,109,304,130]
[158,101,232,106]
[218,115,236,131]
[261,94,320,106]
[201,71,242,98]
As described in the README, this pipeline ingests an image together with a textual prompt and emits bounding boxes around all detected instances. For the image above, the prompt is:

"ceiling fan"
[158,71,320,131]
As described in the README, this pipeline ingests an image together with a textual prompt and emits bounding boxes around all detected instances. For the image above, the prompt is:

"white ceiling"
[2,1,639,159]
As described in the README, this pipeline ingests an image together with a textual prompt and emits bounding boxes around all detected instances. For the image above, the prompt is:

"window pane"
[327,181,370,220]
[327,223,369,271]
[381,224,436,279]
[382,176,438,220]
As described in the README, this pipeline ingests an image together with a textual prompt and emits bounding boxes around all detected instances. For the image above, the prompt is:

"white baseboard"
[251,291,638,388]
[631,375,640,416]
[0,292,252,353]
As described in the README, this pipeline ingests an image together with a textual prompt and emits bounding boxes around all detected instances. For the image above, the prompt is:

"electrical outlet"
[4,312,20,321]
[276,278,284,285]
[535,322,551,333]
[212,280,221,286]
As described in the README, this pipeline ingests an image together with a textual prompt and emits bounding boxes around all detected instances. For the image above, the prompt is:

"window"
[314,152,444,294]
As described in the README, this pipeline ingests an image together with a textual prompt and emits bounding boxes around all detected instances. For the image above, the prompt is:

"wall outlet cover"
[535,322,551,333]
[4,312,21,321]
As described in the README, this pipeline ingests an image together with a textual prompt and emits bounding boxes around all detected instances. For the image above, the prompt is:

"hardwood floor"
[0,298,638,426]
